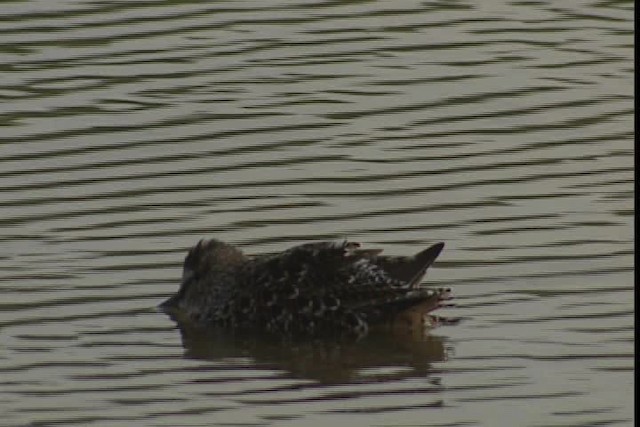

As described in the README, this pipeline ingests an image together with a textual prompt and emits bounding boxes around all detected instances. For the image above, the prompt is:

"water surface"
[0,1,634,426]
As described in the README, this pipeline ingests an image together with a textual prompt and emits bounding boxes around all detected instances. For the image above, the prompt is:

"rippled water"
[1,1,634,426]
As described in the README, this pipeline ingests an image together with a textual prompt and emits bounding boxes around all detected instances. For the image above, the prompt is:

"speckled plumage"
[160,239,450,337]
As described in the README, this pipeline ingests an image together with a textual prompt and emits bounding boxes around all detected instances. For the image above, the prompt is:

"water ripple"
[0,0,633,426]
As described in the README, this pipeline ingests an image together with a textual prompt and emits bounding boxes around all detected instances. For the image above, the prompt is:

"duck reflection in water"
[173,317,454,383]
[160,238,455,382]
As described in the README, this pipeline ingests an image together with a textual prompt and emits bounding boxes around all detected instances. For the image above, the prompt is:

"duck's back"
[165,239,447,337]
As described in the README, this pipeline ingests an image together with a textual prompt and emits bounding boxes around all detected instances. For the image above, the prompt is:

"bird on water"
[160,239,451,338]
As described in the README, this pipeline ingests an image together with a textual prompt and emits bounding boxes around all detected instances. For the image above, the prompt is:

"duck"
[160,239,451,338]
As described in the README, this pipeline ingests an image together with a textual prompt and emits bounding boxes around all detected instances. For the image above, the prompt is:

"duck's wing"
[238,240,447,334]
[239,239,391,307]
[261,240,444,291]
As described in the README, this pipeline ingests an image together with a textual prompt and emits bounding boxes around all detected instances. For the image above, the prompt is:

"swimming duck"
[160,239,450,337]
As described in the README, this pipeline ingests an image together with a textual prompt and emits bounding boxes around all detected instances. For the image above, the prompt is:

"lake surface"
[0,1,634,426]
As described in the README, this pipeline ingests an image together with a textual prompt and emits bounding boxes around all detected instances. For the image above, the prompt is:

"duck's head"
[160,239,246,312]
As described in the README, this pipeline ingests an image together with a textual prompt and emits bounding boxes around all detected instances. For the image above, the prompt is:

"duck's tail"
[348,242,450,324]
[373,242,445,288]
